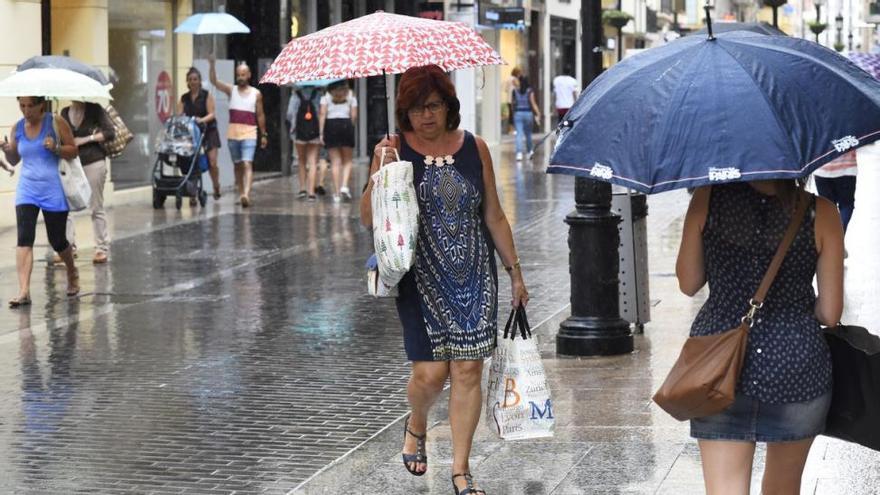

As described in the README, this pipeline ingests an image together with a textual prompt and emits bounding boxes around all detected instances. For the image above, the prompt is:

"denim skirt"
[690,391,832,443]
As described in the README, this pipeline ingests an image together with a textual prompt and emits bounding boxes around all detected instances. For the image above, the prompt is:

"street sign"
[155,70,172,123]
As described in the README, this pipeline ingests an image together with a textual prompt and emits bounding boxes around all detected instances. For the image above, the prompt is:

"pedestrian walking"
[676,181,844,495]
[360,65,528,495]
[552,67,579,122]
[209,55,267,208]
[511,76,541,161]
[501,67,521,135]
[178,67,222,201]
[286,86,324,201]
[813,150,857,233]
[319,80,357,202]
[1,96,80,307]
[59,100,115,264]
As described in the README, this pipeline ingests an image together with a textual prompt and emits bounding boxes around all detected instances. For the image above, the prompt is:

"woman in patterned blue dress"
[677,181,844,494]
[360,65,528,495]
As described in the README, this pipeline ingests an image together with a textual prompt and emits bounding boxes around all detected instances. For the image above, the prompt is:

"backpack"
[295,90,320,141]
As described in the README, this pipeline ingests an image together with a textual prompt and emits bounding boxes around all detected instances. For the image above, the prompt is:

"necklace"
[412,135,456,167]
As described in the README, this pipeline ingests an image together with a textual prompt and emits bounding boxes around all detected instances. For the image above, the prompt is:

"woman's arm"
[814,196,844,326]
[203,93,216,124]
[92,105,116,144]
[529,91,541,120]
[475,135,528,308]
[318,102,327,143]
[52,117,79,160]
[676,187,711,296]
[2,130,20,165]
[350,96,358,124]
[359,134,399,228]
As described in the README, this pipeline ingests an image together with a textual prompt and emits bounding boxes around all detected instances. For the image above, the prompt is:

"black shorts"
[203,127,222,151]
[323,118,355,149]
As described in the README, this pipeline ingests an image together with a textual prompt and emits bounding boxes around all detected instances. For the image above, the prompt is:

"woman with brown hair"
[676,180,844,494]
[360,65,528,495]
[178,67,222,201]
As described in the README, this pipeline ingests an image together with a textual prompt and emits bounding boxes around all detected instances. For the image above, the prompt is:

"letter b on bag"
[503,378,521,408]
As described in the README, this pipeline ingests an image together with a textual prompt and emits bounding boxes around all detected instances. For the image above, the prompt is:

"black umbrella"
[18,55,110,85]
[690,21,786,36]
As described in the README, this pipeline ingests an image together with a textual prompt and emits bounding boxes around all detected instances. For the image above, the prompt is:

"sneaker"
[307,194,317,202]
[340,187,352,202]
[316,185,327,196]
[515,152,523,161]
[297,190,308,199]
[332,194,341,203]
[528,151,535,160]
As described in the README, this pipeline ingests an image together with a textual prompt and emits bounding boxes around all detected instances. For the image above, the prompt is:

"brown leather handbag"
[653,192,809,421]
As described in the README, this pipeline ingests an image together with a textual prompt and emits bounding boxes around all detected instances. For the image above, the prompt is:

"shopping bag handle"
[379,146,401,168]
[501,306,532,341]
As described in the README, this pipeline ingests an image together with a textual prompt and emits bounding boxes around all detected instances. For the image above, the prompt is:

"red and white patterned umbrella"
[260,11,504,85]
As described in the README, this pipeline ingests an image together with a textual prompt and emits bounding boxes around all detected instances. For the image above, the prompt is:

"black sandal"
[401,417,427,476]
[452,472,486,495]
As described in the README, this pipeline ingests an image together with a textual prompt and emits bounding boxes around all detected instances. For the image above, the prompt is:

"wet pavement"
[0,140,878,494]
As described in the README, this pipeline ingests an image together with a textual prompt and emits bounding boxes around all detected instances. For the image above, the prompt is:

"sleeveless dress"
[395,131,498,361]
[181,89,221,150]
[15,114,68,212]
[689,183,832,442]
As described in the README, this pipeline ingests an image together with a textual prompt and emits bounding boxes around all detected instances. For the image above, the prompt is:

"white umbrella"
[174,13,251,35]
[0,68,113,103]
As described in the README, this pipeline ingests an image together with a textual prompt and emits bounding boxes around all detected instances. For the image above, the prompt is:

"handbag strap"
[744,190,810,324]
[379,146,401,168]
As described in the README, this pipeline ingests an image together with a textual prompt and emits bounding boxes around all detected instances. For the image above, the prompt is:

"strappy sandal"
[452,472,486,495]
[401,417,428,476]
[9,295,31,308]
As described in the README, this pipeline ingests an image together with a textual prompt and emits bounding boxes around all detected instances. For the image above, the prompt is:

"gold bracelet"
[504,258,521,273]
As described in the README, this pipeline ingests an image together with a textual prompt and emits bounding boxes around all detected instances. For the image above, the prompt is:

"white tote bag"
[486,308,555,440]
[370,148,419,288]
[52,116,92,212]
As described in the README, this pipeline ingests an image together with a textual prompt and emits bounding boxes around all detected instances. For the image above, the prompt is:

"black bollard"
[556,177,633,356]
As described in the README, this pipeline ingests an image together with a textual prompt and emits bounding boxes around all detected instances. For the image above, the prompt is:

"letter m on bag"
[529,399,554,420]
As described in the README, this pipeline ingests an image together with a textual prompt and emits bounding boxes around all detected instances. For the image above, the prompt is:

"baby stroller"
[152,116,208,209]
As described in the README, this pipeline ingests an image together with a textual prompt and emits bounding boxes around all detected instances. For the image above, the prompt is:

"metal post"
[556,0,633,357]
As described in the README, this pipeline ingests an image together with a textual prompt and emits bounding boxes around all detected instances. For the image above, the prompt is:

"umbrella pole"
[704,4,715,40]
[383,69,390,138]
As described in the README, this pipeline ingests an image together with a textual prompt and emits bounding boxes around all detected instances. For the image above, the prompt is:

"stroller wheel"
[153,190,166,209]
[199,190,208,207]
[175,194,183,210]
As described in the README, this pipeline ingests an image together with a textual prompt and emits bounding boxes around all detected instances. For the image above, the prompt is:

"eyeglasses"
[408,101,446,116]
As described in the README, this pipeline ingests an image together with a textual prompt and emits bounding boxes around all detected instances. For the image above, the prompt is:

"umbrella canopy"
[260,11,503,85]
[18,55,110,85]
[548,32,880,194]
[691,21,786,36]
[0,68,113,103]
[174,13,250,35]
[848,52,880,80]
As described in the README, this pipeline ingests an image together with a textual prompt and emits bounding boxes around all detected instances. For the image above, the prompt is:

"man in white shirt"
[552,66,580,121]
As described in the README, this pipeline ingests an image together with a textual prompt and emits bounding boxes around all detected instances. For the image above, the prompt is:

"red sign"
[155,71,172,123]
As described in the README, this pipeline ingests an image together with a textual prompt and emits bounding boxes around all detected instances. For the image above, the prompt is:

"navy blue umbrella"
[548,31,880,194]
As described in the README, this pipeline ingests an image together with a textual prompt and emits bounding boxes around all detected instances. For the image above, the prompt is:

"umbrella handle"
[704,3,715,40]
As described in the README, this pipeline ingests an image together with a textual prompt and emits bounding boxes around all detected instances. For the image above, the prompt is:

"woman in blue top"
[677,181,844,494]
[361,65,528,495]
[511,76,541,162]
[1,96,80,307]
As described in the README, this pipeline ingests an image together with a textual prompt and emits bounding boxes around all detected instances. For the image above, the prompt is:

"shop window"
[108,0,175,190]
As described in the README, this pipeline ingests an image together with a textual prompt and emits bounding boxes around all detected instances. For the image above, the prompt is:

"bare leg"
[295,142,309,193]
[340,146,353,193]
[449,360,484,492]
[242,161,254,201]
[57,245,79,296]
[234,162,244,198]
[761,439,815,495]
[207,148,221,197]
[317,157,329,191]
[14,247,33,301]
[304,143,320,195]
[328,148,342,196]
[698,439,756,495]
[404,361,449,474]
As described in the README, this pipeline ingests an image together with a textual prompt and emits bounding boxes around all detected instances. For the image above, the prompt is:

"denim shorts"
[228,139,257,163]
[690,391,832,443]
